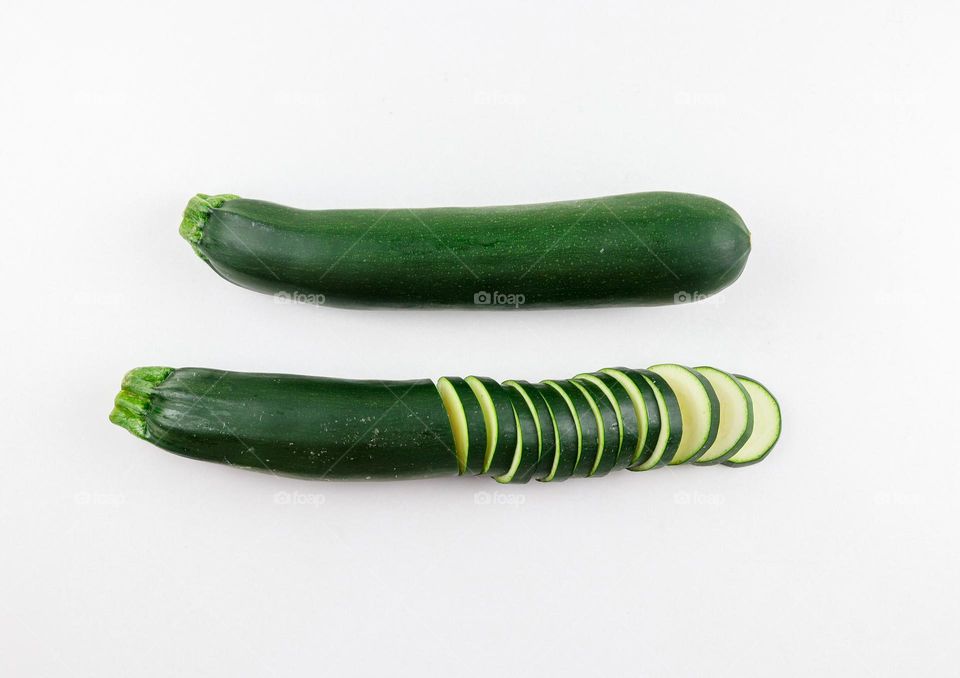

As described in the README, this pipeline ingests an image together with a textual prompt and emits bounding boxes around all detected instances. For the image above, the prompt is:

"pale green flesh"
[494,409,524,483]
[570,381,606,476]
[649,364,714,465]
[694,367,752,463]
[601,369,669,470]
[544,381,582,470]
[465,377,499,473]
[575,374,625,459]
[726,377,781,465]
[436,378,469,474]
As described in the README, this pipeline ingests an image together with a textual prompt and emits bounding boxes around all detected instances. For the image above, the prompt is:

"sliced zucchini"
[648,364,720,464]
[495,388,540,483]
[724,376,781,467]
[692,367,754,465]
[544,380,599,478]
[530,382,579,481]
[437,377,487,475]
[602,368,678,470]
[576,372,640,470]
[504,380,556,481]
[464,376,517,476]
[571,379,620,477]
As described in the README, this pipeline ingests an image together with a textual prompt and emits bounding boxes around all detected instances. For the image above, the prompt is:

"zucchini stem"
[179,193,240,258]
[109,367,174,439]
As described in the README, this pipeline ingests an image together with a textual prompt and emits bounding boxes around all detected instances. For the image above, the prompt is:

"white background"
[2,1,958,676]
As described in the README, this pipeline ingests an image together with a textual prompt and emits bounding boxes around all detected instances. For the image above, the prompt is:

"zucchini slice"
[109,367,459,480]
[530,383,579,482]
[576,372,640,470]
[494,389,540,484]
[692,367,754,465]
[602,368,678,469]
[465,376,517,476]
[504,380,556,481]
[648,364,720,465]
[571,379,620,477]
[181,192,751,309]
[437,377,487,475]
[544,380,600,478]
[723,376,781,467]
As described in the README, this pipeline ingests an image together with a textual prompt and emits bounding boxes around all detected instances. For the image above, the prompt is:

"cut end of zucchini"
[109,366,174,439]
[179,193,240,256]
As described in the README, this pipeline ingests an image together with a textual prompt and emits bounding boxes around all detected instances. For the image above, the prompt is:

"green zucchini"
[723,376,782,467]
[109,367,458,480]
[571,379,620,477]
[464,376,517,476]
[692,367,754,465]
[504,380,556,481]
[437,377,487,475]
[111,365,780,480]
[180,192,750,309]
[648,364,720,465]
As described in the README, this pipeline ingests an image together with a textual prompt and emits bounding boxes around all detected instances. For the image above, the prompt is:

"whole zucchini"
[180,192,751,308]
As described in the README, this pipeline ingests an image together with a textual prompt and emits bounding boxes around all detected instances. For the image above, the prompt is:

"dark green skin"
[468,377,517,477]
[623,368,682,468]
[440,377,487,475]
[573,379,621,477]
[546,380,600,478]
[509,381,557,481]
[135,368,458,480]
[504,388,541,484]
[529,383,578,482]
[195,192,750,309]
[581,372,641,470]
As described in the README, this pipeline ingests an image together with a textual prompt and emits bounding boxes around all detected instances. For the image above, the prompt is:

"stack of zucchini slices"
[438,365,781,483]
